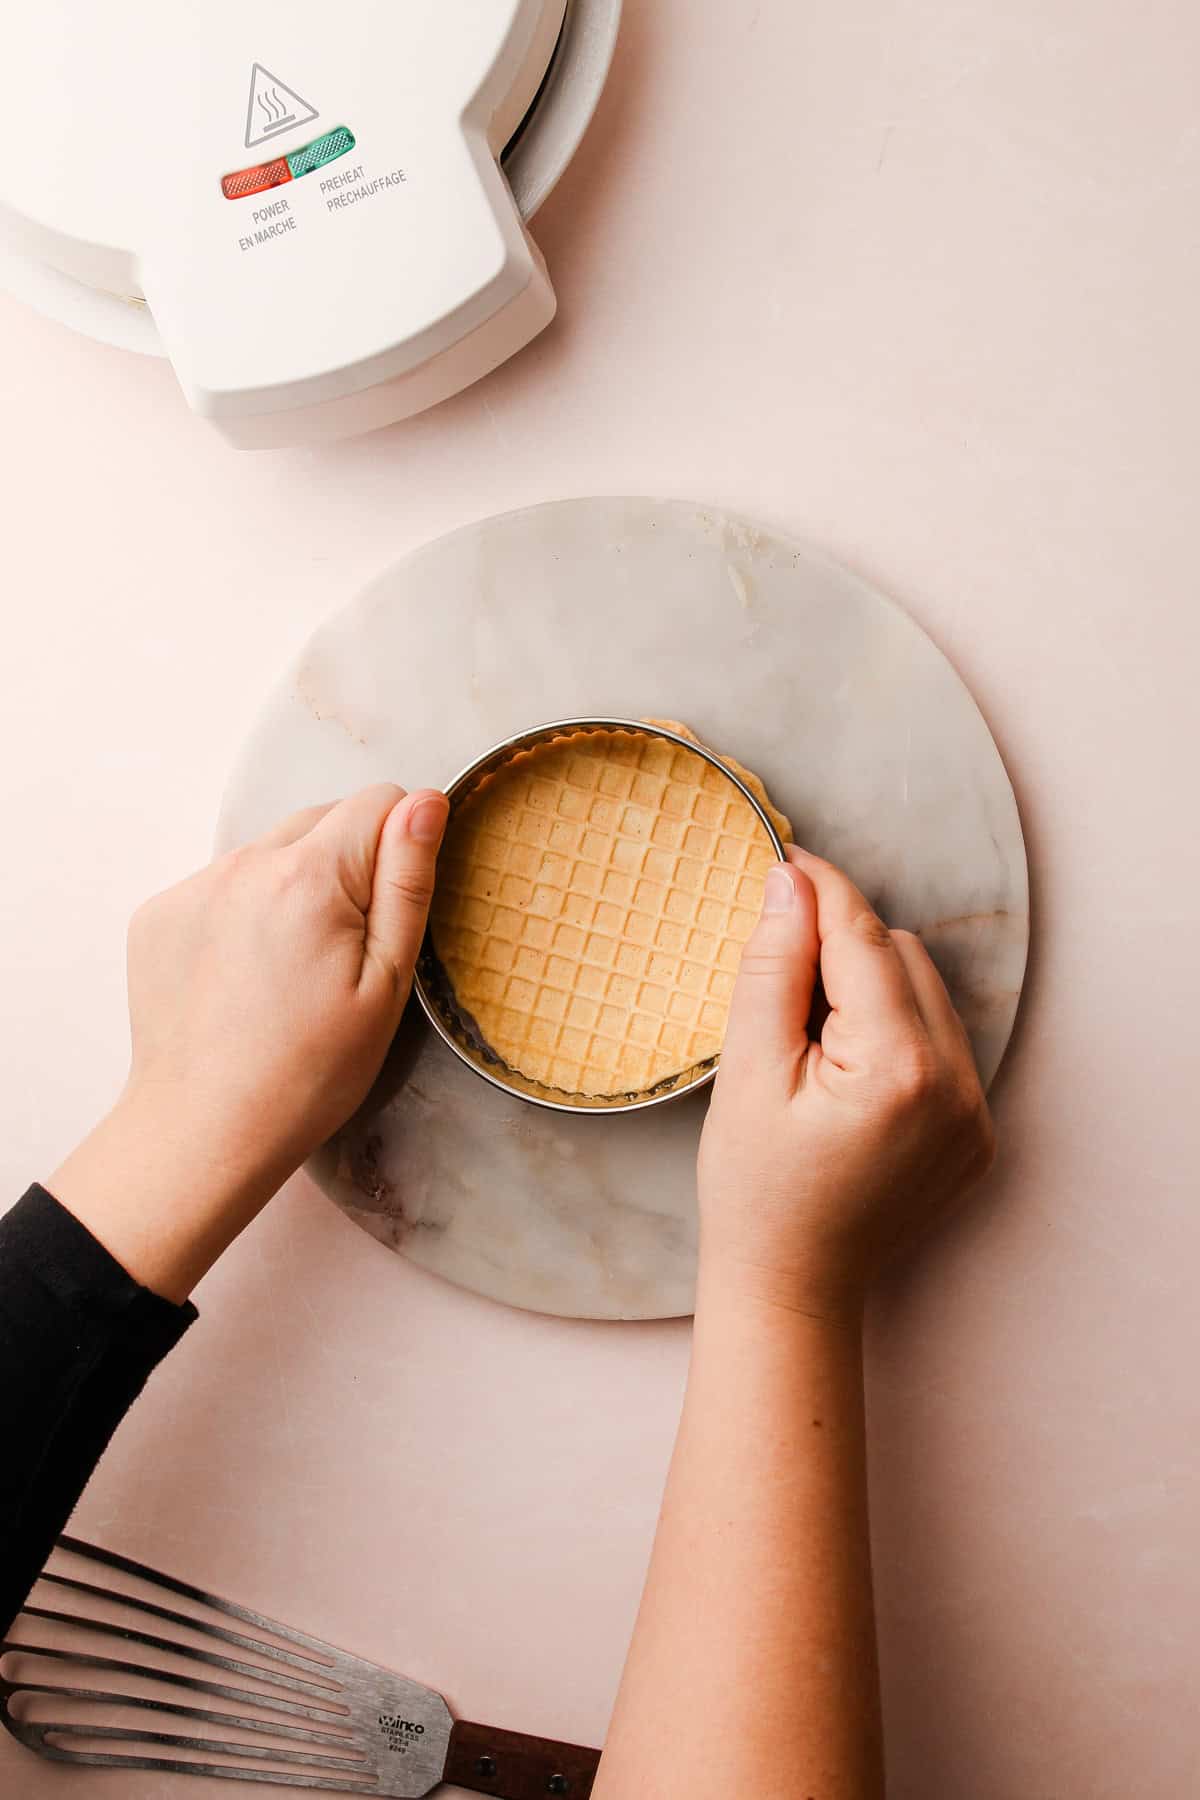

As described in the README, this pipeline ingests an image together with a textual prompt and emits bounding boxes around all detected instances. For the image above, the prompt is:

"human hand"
[698,847,995,1321]
[52,784,448,1300]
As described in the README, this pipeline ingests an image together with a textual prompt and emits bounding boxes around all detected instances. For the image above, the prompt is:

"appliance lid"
[0,0,621,444]
[0,0,619,352]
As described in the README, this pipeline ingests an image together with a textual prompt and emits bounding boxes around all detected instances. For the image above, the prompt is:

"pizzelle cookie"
[642,718,793,846]
[429,725,792,1100]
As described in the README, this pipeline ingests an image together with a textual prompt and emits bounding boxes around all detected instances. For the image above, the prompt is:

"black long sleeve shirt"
[0,1184,195,1635]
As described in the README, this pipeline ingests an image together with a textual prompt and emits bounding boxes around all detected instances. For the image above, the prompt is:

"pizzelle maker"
[0,1,620,446]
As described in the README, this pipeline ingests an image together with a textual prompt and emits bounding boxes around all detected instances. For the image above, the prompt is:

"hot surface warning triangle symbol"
[244,63,318,149]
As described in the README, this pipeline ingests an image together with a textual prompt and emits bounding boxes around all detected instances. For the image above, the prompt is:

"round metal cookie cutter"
[414,717,787,1115]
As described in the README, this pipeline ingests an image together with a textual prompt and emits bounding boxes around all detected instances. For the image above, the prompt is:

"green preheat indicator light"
[221,126,356,201]
[286,126,356,179]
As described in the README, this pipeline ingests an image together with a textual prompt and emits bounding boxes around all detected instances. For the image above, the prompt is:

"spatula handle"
[444,1718,601,1798]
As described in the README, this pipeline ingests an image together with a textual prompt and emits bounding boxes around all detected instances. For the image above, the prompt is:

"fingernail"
[763,865,796,912]
[406,795,449,844]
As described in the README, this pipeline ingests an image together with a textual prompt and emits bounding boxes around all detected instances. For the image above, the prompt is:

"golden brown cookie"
[430,726,790,1099]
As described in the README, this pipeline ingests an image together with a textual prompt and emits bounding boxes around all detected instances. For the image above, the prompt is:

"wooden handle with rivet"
[443,1718,601,1798]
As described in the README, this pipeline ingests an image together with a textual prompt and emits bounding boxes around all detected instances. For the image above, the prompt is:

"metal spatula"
[1,1536,601,1797]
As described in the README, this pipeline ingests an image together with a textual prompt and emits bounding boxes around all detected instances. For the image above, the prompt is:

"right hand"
[698,847,996,1320]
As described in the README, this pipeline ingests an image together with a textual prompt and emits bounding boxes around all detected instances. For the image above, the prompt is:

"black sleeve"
[0,1184,196,1636]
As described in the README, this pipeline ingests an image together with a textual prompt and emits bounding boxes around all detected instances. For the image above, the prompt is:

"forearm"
[51,1086,283,1306]
[0,1186,195,1634]
[596,1274,883,1799]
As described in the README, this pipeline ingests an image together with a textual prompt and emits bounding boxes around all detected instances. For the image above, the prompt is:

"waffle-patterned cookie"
[429,726,791,1100]
[643,718,793,847]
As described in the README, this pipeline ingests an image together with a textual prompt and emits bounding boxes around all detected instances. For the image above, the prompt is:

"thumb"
[719,861,819,1084]
[364,789,449,995]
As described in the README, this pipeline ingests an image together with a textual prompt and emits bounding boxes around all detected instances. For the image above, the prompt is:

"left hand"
[51,784,448,1299]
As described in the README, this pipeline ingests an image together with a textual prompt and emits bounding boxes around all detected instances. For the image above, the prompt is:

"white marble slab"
[219,498,1028,1319]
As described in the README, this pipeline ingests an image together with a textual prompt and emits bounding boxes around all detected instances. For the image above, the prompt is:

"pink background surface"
[2,2,1198,1795]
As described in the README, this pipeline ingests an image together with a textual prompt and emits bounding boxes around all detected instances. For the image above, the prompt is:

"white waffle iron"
[0,1,619,447]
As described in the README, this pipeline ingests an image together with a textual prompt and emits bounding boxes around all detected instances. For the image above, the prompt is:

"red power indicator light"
[220,157,292,201]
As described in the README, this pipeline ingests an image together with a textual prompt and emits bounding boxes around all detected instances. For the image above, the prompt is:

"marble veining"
[219,499,1029,1320]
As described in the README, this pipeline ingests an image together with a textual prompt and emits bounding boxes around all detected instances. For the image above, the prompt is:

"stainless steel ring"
[414,717,786,1115]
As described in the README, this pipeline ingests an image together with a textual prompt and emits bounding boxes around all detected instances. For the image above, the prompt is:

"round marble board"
[219,498,1028,1320]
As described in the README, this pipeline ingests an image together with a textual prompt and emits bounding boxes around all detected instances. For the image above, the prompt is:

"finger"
[785,846,923,1042]
[257,801,337,849]
[306,784,408,909]
[890,930,975,1064]
[719,861,820,1089]
[364,788,449,992]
